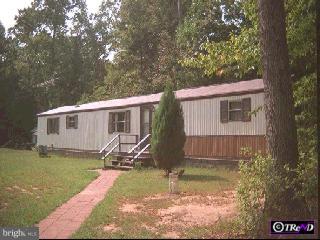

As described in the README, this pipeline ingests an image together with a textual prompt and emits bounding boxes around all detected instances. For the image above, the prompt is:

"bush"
[236,153,273,236]
[151,83,186,176]
[236,152,318,237]
[296,151,318,218]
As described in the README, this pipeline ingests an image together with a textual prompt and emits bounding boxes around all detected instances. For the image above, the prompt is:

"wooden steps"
[104,165,133,171]
[104,151,154,171]
[100,133,152,170]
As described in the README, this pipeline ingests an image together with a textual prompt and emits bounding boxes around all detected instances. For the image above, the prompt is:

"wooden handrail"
[128,134,151,154]
[132,144,150,161]
[117,134,139,137]
[99,134,120,153]
[102,143,119,160]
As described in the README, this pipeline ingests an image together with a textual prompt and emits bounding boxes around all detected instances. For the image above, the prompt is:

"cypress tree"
[151,83,186,176]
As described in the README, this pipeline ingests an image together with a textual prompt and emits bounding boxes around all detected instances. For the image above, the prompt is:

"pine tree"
[151,83,186,176]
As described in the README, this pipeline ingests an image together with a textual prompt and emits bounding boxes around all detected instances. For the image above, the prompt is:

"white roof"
[38,79,264,116]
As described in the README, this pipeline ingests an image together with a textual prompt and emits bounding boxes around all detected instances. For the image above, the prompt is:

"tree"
[151,83,186,176]
[0,0,114,144]
[183,0,316,82]
[177,0,246,51]
[258,0,306,218]
[10,0,108,110]
[0,21,36,145]
[84,0,207,102]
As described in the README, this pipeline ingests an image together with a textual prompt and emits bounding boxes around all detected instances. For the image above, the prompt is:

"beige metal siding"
[181,92,266,136]
[37,107,140,152]
[37,92,266,153]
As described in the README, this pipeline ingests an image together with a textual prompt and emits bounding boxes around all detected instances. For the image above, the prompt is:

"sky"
[0,0,103,30]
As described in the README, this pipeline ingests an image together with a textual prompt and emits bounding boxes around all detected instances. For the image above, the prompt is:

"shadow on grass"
[179,174,229,182]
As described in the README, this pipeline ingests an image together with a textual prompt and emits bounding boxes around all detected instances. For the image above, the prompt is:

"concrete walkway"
[38,170,122,239]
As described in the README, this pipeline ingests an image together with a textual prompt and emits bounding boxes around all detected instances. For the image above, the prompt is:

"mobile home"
[37,79,266,161]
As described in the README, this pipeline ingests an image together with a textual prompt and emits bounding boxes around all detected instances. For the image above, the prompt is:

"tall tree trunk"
[258,0,306,218]
[177,0,181,23]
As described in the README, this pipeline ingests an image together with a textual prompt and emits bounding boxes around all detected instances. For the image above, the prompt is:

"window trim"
[220,97,252,123]
[108,111,131,134]
[228,100,243,122]
[47,117,59,135]
[114,112,126,132]
[66,115,78,129]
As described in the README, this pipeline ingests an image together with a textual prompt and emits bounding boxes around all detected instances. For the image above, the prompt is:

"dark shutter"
[242,98,251,122]
[56,118,59,134]
[108,112,115,133]
[220,100,229,123]
[74,115,78,129]
[47,119,50,135]
[125,110,131,133]
[149,107,153,133]
[66,116,69,129]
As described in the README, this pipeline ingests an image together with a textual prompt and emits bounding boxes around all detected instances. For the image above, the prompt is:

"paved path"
[38,170,122,239]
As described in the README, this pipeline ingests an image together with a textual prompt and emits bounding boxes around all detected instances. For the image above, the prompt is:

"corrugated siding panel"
[181,92,266,136]
[37,107,140,152]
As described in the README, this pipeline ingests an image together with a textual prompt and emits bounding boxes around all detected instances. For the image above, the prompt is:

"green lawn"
[73,167,240,239]
[0,148,102,227]
[0,148,240,238]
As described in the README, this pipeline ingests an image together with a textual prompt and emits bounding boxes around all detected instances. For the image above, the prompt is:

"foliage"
[0,22,36,144]
[296,151,318,217]
[151,84,186,175]
[182,0,316,81]
[177,0,246,51]
[85,0,223,102]
[181,0,260,79]
[1,0,113,144]
[294,73,317,159]
[9,0,108,109]
[237,152,318,236]
[236,154,272,235]
[294,73,318,216]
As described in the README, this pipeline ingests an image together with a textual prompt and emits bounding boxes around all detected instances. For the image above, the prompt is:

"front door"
[140,105,153,147]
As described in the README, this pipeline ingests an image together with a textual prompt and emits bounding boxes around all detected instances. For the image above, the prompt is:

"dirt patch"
[120,203,144,213]
[143,193,167,201]
[103,223,121,233]
[158,202,236,227]
[9,185,34,195]
[162,231,180,239]
[119,190,237,236]
[21,189,33,195]
[0,202,8,211]
[141,223,158,232]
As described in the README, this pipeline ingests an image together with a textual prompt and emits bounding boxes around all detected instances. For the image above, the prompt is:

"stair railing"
[100,134,120,160]
[131,144,150,162]
[127,134,151,154]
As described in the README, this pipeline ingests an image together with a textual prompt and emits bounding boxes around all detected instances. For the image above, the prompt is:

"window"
[220,98,251,123]
[47,118,59,134]
[115,112,125,132]
[66,115,78,129]
[229,101,243,121]
[108,111,130,133]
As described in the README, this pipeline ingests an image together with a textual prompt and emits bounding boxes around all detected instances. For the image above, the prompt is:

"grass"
[0,148,102,227]
[73,167,239,239]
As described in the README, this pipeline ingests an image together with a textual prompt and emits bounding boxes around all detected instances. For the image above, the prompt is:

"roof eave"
[37,88,264,117]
